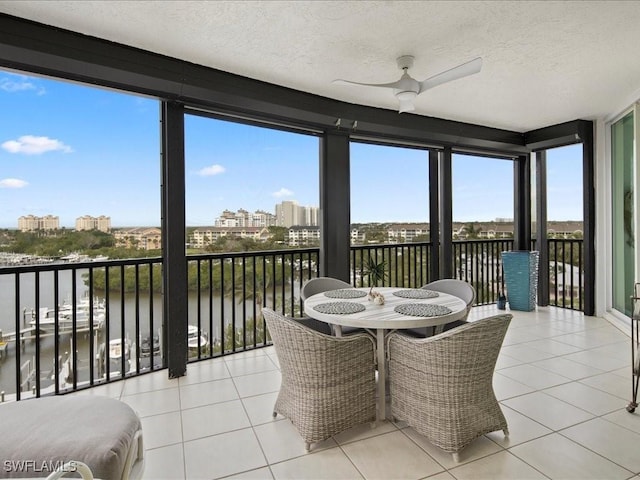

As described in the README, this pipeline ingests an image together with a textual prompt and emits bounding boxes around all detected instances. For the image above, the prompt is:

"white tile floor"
[73,306,640,479]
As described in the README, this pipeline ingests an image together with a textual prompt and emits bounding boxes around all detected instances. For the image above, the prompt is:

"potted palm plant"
[363,255,387,304]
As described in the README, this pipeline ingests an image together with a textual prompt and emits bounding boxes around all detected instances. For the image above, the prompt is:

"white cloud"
[1,135,73,155]
[272,187,294,198]
[0,178,28,188]
[0,75,45,95]
[197,164,226,176]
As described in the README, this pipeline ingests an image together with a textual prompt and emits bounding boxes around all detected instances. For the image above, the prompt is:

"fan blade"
[333,79,404,89]
[418,57,482,93]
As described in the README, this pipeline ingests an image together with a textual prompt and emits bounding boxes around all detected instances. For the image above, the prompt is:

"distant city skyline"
[0,70,584,228]
[9,213,583,231]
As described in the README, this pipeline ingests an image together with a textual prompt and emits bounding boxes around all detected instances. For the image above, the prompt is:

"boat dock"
[0,327,39,358]
[0,325,99,358]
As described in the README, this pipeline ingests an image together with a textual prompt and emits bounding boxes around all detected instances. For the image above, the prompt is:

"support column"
[319,131,351,282]
[429,150,440,282]
[439,147,453,278]
[581,123,596,315]
[161,101,188,378]
[514,154,532,250]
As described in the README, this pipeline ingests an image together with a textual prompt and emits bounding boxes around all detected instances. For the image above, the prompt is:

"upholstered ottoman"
[0,396,143,480]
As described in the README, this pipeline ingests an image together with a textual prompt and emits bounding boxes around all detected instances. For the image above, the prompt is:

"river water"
[0,269,292,396]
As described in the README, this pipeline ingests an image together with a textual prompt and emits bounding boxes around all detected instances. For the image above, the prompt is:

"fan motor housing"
[396,55,415,71]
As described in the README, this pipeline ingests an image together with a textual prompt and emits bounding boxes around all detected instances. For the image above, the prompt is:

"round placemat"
[392,289,439,299]
[324,289,367,299]
[313,302,366,315]
[394,303,452,317]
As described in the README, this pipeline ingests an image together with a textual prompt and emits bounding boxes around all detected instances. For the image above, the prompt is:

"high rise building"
[214,209,276,228]
[276,201,298,227]
[301,205,319,227]
[75,215,111,232]
[252,210,276,227]
[275,201,319,227]
[18,214,60,232]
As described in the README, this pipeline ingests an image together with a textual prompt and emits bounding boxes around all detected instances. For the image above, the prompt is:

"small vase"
[368,290,385,305]
[497,293,507,310]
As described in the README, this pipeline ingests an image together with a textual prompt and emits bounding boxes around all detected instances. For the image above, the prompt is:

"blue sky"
[0,70,583,228]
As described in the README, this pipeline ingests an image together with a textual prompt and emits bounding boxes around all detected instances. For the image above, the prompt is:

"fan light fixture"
[333,55,482,114]
[396,91,417,113]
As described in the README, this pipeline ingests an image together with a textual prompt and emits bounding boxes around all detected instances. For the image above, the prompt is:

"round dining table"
[303,286,468,422]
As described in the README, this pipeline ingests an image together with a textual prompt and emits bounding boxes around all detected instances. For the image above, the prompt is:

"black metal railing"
[0,239,583,400]
[0,258,163,401]
[548,238,584,311]
[349,240,511,303]
[349,238,584,308]
[350,243,432,289]
[452,239,514,305]
[185,248,319,360]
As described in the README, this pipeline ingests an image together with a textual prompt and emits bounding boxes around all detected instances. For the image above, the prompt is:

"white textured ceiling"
[1,0,640,132]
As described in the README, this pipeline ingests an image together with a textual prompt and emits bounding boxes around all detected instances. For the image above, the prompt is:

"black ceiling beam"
[0,13,528,154]
[524,119,593,151]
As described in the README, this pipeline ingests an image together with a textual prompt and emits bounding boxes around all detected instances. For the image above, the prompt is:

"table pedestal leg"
[376,328,386,422]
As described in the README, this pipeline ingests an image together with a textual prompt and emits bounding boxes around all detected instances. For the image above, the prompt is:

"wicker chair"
[388,314,512,462]
[408,279,476,337]
[300,277,361,335]
[263,308,376,451]
[300,276,353,301]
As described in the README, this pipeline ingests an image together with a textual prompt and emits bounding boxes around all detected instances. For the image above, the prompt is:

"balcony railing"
[0,239,583,400]
[452,239,515,304]
[349,238,584,308]
[185,248,319,359]
[0,258,164,401]
[548,238,584,311]
[350,243,431,289]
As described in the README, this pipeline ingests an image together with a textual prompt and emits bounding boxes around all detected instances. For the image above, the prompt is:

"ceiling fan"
[333,55,483,113]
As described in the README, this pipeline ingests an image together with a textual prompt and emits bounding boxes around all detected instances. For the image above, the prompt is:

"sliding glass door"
[611,110,636,316]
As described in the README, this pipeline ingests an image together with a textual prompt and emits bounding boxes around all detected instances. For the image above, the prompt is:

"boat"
[29,298,106,334]
[59,252,89,262]
[139,333,160,357]
[188,325,209,356]
[58,298,106,326]
[29,307,105,333]
[99,337,132,378]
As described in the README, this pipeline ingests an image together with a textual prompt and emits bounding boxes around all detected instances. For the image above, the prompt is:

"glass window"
[0,69,160,256]
[452,154,514,236]
[546,144,583,226]
[350,142,429,245]
[0,68,161,395]
[184,115,319,251]
[545,144,584,309]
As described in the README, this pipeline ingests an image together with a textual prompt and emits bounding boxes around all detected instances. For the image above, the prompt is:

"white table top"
[303,286,467,330]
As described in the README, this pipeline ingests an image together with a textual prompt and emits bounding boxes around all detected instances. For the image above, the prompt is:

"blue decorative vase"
[501,250,539,311]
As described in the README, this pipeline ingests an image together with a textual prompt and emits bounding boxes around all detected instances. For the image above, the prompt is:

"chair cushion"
[0,395,141,480]
[293,316,332,335]
[442,320,468,331]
